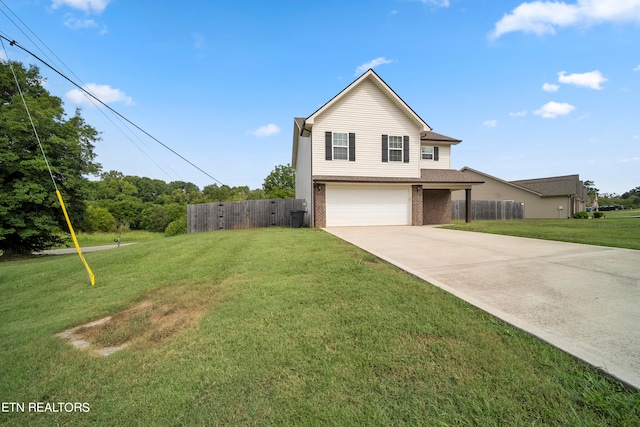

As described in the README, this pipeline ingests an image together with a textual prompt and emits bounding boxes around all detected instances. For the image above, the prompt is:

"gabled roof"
[421,131,461,145]
[460,167,587,198]
[460,167,543,196]
[292,118,306,168]
[294,117,306,133]
[510,175,584,197]
[304,69,432,132]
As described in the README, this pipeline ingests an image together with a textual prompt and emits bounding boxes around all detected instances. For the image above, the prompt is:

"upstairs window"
[332,132,348,160]
[325,131,356,161]
[421,146,434,160]
[388,136,403,162]
[382,134,409,163]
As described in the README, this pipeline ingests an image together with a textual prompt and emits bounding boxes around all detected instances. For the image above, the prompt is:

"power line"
[0,2,181,182]
[0,34,225,186]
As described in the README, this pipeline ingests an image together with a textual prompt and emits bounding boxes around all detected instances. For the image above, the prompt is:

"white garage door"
[325,185,411,226]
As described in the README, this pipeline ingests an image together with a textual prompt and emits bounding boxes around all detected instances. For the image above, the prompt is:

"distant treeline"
[86,165,294,235]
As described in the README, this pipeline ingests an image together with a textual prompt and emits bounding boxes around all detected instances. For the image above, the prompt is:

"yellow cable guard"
[56,190,95,286]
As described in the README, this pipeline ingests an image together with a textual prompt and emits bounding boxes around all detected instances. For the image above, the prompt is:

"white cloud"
[52,0,111,14]
[66,83,133,106]
[483,119,498,127]
[622,156,640,162]
[534,101,576,118]
[509,110,528,117]
[558,70,607,89]
[490,0,640,39]
[250,123,280,137]
[634,65,640,71]
[420,0,450,6]
[355,57,394,75]
[543,82,560,92]
[64,17,98,30]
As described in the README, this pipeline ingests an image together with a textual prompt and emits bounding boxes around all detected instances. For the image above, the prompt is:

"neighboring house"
[451,167,590,219]
[292,69,482,227]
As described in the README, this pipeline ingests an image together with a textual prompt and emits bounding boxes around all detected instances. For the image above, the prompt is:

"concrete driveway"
[325,226,640,389]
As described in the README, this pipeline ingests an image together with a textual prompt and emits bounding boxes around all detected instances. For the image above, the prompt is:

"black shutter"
[382,135,388,162]
[348,133,356,162]
[325,132,332,161]
[403,136,410,163]
[434,146,439,161]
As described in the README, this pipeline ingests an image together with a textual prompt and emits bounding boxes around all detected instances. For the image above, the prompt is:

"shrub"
[165,217,187,237]
[593,212,605,219]
[86,206,117,232]
[573,211,589,219]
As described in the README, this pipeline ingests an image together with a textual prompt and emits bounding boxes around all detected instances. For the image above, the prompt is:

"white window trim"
[332,132,348,161]
[421,145,434,160]
[388,135,403,162]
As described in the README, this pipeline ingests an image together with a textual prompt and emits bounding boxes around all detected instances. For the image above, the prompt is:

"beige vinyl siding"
[312,79,422,178]
[420,145,451,169]
[451,169,572,219]
[294,135,312,223]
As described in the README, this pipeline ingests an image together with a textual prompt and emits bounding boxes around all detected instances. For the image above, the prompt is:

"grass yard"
[1,228,638,425]
[443,210,640,250]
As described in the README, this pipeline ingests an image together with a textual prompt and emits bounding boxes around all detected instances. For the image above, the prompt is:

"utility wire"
[2,37,95,285]
[0,34,225,186]
[0,2,181,182]
[1,37,58,190]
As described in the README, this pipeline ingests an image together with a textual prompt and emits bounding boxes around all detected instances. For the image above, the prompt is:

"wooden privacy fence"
[187,199,306,233]
[452,200,524,221]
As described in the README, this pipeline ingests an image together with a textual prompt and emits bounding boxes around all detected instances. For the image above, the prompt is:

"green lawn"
[1,228,638,425]
[443,211,640,250]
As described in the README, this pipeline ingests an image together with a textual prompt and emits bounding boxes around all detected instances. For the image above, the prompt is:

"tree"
[263,164,295,199]
[140,203,185,233]
[0,61,101,255]
[124,175,170,203]
[583,180,599,198]
[86,206,117,232]
[89,170,138,201]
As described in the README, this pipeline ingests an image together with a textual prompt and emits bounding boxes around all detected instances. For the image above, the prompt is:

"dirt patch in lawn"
[56,286,210,356]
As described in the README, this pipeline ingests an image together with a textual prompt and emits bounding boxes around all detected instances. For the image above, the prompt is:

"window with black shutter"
[382,135,388,162]
[326,132,356,161]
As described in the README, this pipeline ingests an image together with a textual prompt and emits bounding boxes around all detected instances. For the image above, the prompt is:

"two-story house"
[292,69,481,227]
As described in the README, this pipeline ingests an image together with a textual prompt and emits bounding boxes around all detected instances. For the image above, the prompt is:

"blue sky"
[1,0,639,195]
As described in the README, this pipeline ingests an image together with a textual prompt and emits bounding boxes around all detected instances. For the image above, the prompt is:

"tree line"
[583,181,640,209]
[85,166,294,236]
[0,60,293,255]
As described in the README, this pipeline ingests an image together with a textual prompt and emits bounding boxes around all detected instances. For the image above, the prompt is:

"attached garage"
[325,185,411,226]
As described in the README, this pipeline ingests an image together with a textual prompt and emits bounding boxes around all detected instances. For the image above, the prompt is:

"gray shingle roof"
[420,131,461,144]
[510,175,583,197]
[294,117,305,129]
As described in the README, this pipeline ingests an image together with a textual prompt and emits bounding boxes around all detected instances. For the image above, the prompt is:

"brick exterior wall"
[313,183,326,228]
[423,189,452,225]
[412,185,423,226]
